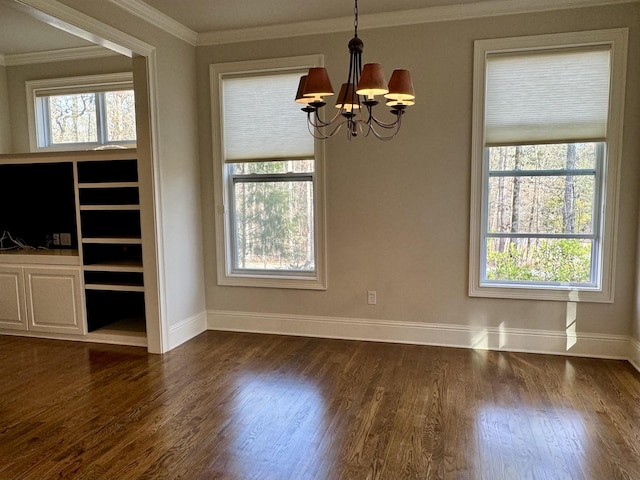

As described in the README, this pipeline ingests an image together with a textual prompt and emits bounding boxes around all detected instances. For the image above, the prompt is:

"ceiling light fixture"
[295,0,415,141]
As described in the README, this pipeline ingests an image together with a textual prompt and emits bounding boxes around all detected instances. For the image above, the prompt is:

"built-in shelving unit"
[77,158,146,336]
[0,150,150,348]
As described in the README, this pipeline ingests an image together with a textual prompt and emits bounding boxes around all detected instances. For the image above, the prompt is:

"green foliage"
[486,238,592,283]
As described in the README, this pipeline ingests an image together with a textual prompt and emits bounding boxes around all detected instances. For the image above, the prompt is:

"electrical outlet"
[367,290,377,305]
[60,233,72,246]
[52,233,60,246]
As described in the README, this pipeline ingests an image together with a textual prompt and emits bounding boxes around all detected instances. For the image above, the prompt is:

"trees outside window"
[210,56,327,290]
[469,29,628,302]
[485,143,600,285]
[26,73,136,151]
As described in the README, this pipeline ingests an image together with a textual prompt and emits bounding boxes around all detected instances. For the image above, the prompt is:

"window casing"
[469,29,628,302]
[210,56,327,289]
[26,73,136,151]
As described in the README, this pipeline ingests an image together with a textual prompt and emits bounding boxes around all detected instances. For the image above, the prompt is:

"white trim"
[196,0,640,46]
[168,311,207,350]
[210,55,327,291]
[0,328,148,348]
[469,28,628,303]
[108,0,198,46]
[630,337,640,373]
[208,309,631,360]
[5,46,117,66]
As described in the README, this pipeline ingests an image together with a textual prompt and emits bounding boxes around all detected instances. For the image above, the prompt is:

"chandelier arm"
[360,121,401,141]
[368,107,405,129]
[306,108,346,128]
[370,115,402,129]
[307,118,348,139]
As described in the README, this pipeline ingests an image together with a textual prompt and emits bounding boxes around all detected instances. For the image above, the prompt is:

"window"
[469,29,628,302]
[210,56,327,289]
[26,73,136,151]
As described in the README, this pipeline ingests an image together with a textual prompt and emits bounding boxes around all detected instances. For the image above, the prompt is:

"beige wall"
[198,4,640,340]
[56,0,206,334]
[0,65,12,153]
[5,55,133,153]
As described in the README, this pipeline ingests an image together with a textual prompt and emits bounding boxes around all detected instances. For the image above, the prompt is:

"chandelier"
[295,0,415,140]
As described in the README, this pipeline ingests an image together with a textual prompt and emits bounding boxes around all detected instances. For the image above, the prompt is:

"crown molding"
[4,45,117,66]
[11,0,154,57]
[197,0,640,46]
[108,0,198,46]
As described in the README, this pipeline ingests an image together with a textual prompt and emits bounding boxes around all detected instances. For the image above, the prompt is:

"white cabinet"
[0,266,27,330]
[25,267,85,335]
[0,265,85,335]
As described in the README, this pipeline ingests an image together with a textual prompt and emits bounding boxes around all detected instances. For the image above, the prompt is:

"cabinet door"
[24,267,86,335]
[0,266,28,330]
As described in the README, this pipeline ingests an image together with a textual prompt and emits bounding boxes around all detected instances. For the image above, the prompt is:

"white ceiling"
[141,0,488,33]
[0,0,93,56]
[0,0,489,58]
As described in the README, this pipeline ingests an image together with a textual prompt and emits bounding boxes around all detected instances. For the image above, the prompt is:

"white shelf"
[78,181,139,189]
[0,249,80,266]
[82,237,142,244]
[85,283,144,292]
[80,204,140,211]
[83,260,143,273]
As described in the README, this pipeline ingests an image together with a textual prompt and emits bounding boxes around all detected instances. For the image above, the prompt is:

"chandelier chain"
[354,0,358,37]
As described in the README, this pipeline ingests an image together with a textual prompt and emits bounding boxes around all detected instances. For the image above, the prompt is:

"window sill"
[218,272,327,290]
[469,282,613,303]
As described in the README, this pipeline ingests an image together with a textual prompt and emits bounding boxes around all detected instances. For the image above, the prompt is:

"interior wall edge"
[168,310,207,351]
[630,337,640,372]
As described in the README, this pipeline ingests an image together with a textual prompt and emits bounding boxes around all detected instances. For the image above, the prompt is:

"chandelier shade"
[335,83,360,111]
[303,67,334,100]
[356,63,389,99]
[385,69,415,103]
[295,76,309,104]
[295,0,415,140]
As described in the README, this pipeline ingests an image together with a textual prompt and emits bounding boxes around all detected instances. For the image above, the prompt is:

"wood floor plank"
[1,332,640,479]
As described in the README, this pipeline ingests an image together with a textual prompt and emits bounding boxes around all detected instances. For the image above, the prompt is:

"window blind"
[484,48,611,146]
[222,72,313,162]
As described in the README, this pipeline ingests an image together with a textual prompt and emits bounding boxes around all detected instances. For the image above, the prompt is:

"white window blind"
[485,48,611,146]
[222,72,313,162]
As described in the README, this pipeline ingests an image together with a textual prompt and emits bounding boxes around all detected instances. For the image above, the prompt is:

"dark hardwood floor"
[1,331,639,480]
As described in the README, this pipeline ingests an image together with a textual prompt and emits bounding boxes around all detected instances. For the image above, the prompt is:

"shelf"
[84,260,143,272]
[80,205,140,211]
[85,283,145,292]
[78,158,146,343]
[0,249,80,266]
[78,182,139,189]
[76,159,138,184]
[85,289,145,333]
[82,237,142,244]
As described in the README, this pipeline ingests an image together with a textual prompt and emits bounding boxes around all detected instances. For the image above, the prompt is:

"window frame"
[469,29,628,303]
[26,72,136,152]
[210,55,327,290]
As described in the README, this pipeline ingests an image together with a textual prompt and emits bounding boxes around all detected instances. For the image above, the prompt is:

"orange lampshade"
[384,69,415,104]
[335,83,360,111]
[303,67,334,101]
[295,76,309,104]
[356,63,388,98]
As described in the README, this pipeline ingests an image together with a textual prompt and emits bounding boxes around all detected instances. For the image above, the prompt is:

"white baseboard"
[169,311,207,350]
[630,337,640,373]
[207,310,631,361]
